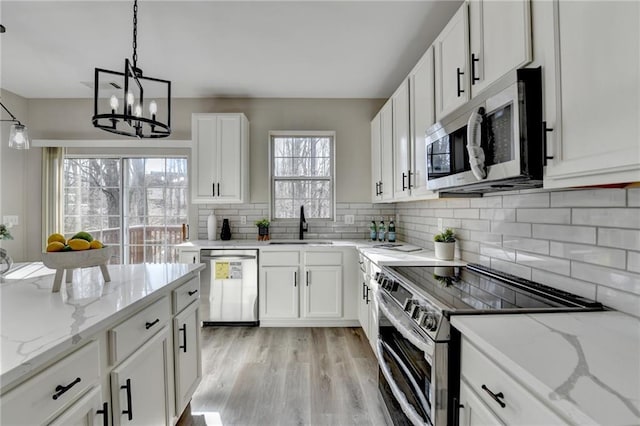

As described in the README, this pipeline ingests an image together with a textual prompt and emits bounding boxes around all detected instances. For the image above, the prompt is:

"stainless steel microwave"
[425,67,544,195]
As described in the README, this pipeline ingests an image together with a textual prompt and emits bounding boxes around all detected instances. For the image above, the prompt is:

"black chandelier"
[92,0,171,138]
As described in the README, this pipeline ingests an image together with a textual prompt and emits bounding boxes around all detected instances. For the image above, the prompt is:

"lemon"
[90,240,104,249]
[46,241,65,252]
[68,238,91,251]
[71,231,94,243]
[47,233,66,245]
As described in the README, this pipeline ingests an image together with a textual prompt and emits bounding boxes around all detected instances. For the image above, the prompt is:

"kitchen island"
[0,262,205,425]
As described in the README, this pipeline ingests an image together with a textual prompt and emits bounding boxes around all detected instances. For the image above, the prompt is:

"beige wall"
[2,94,384,260]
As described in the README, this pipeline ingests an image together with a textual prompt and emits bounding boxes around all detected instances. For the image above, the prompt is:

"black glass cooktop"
[386,263,603,313]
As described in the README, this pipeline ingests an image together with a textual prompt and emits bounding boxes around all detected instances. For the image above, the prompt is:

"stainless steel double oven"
[373,263,603,426]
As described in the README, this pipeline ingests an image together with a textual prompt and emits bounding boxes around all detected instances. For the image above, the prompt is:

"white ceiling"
[0,1,462,99]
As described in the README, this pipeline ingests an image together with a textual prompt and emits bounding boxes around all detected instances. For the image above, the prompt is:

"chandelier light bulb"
[134,104,142,117]
[110,95,119,112]
[149,100,158,116]
[126,92,135,106]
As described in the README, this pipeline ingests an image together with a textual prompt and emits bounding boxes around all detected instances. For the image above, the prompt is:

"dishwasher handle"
[201,254,257,260]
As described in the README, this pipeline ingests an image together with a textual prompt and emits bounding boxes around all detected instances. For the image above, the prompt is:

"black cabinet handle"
[188,289,198,296]
[408,170,413,189]
[542,121,554,166]
[471,54,480,84]
[375,182,380,196]
[121,378,133,420]
[145,318,160,330]
[96,402,109,426]
[482,384,506,408]
[293,271,297,287]
[378,181,383,195]
[52,377,81,400]
[402,172,408,191]
[365,286,370,304]
[456,67,465,96]
[212,182,215,197]
[179,324,187,353]
[217,183,220,197]
[362,282,366,300]
[306,271,310,286]
[192,256,196,264]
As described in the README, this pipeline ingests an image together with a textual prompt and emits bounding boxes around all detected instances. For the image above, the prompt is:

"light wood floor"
[187,327,388,426]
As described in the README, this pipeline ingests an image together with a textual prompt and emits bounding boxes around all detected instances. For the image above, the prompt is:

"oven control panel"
[376,271,442,338]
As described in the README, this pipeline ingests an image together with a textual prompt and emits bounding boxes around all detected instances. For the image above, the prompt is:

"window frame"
[268,130,336,222]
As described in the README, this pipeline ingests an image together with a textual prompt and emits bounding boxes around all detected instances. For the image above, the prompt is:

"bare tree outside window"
[64,157,188,264]
[271,133,334,220]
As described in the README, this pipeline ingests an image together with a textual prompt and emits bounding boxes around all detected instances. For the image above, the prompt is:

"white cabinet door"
[303,266,342,318]
[544,1,640,188]
[435,3,470,120]
[191,113,249,203]
[458,379,504,426]
[357,258,370,334]
[379,99,394,201]
[111,327,170,426]
[371,113,382,202]
[174,302,202,417]
[260,266,299,319]
[410,46,438,198]
[393,79,411,200]
[48,387,106,426]
[178,249,199,264]
[469,0,532,97]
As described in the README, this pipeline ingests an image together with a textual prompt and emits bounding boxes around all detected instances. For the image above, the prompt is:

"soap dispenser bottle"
[207,211,217,241]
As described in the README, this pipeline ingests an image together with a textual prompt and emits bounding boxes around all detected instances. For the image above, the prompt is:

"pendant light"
[92,0,171,138]
[0,101,30,150]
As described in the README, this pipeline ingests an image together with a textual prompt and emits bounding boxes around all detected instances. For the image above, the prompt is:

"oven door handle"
[376,290,435,357]
[376,339,432,426]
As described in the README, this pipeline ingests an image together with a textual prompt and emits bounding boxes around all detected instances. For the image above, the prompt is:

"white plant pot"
[434,242,455,260]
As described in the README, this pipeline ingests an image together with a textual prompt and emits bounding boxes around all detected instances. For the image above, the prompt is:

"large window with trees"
[63,157,188,264]
[270,131,335,220]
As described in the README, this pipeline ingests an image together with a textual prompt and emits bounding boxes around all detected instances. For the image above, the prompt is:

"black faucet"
[299,205,308,240]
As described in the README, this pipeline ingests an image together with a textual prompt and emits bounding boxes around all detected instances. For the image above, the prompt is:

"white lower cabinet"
[458,379,504,426]
[174,301,202,416]
[460,337,565,425]
[48,386,106,426]
[260,266,300,319]
[303,265,342,318]
[110,327,171,426]
[178,249,200,264]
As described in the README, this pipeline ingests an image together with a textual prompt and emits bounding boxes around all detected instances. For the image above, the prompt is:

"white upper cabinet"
[469,0,532,97]
[191,113,250,204]
[544,1,640,188]
[435,3,470,121]
[392,79,411,200]
[371,99,394,203]
[409,46,438,198]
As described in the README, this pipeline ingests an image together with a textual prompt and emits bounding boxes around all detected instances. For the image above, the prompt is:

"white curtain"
[41,147,65,241]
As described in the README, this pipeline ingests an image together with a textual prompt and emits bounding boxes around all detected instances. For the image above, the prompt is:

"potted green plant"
[433,228,456,260]
[255,218,270,241]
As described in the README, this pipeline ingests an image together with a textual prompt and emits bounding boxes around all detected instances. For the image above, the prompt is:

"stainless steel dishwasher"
[199,249,259,326]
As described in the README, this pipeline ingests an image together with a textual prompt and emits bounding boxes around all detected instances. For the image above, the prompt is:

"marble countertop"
[0,262,205,390]
[452,311,640,425]
[179,239,466,267]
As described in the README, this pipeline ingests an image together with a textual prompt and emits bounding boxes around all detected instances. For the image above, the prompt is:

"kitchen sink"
[268,240,333,245]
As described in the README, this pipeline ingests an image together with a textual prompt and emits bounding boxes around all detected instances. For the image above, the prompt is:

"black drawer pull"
[457,67,465,96]
[217,183,220,197]
[52,377,81,400]
[212,182,215,197]
[145,318,160,330]
[402,172,408,191]
[96,402,109,426]
[179,324,187,353]
[188,289,198,296]
[121,378,133,420]
[471,53,480,84]
[482,384,506,408]
[294,271,297,287]
[542,121,554,166]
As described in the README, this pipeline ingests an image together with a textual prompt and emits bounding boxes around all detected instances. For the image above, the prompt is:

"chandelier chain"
[132,0,138,69]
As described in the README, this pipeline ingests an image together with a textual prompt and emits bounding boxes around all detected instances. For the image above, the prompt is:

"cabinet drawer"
[0,341,101,425]
[460,338,565,425]
[306,251,342,266]
[110,296,171,364]
[173,276,200,314]
[261,251,299,266]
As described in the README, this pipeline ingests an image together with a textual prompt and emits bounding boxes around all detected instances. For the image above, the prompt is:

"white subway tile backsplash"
[446,198,471,208]
[598,228,640,251]
[571,262,640,295]
[550,188,626,207]
[502,192,549,208]
[596,286,640,317]
[460,219,491,232]
[531,269,597,300]
[454,209,480,219]
[572,208,640,229]
[503,237,549,255]
[480,208,516,221]
[490,259,532,280]
[480,245,516,262]
[491,221,531,237]
[433,208,455,218]
[629,251,640,274]
[470,196,503,208]
[550,242,626,269]
[515,252,570,275]
[468,231,503,246]
[532,224,596,244]
[629,188,640,207]
[516,208,571,224]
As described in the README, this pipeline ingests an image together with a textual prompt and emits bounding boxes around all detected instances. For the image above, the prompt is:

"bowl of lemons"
[42,231,112,292]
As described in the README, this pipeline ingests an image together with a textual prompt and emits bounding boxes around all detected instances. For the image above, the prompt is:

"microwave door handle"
[466,106,487,180]
[376,340,432,426]
[204,254,257,260]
